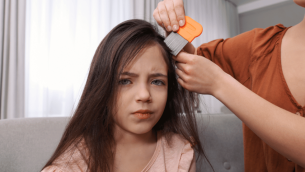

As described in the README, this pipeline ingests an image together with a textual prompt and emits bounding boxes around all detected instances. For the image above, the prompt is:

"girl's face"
[114,45,168,135]
[294,0,305,7]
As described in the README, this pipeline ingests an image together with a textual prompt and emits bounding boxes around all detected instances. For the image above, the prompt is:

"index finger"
[173,0,185,26]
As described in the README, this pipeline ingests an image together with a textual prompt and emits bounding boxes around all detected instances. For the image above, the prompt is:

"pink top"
[41,131,196,172]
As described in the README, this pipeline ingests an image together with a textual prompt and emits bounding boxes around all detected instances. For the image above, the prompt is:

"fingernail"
[167,25,172,31]
[179,20,184,26]
[173,25,179,31]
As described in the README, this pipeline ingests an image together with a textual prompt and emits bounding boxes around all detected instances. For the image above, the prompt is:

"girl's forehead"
[122,45,168,74]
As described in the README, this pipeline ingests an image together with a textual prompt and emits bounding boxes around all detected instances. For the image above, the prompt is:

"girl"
[41,19,209,172]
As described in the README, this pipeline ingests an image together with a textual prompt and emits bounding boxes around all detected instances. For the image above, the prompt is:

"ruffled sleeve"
[41,140,89,172]
[178,141,195,172]
[147,132,196,172]
[41,165,65,172]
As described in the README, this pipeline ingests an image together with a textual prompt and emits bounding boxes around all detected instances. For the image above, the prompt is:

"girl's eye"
[119,79,131,85]
[152,80,165,86]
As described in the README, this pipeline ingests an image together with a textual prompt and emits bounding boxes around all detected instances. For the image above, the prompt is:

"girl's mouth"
[132,109,153,119]
[134,113,151,119]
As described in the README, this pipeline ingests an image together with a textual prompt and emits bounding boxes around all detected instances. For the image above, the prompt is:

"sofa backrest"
[0,114,244,172]
[0,117,70,172]
[196,114,244,172]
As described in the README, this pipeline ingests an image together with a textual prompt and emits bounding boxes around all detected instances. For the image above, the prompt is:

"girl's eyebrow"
[120,72,167,78]
[121,72,138,77]
[150,73,167,78]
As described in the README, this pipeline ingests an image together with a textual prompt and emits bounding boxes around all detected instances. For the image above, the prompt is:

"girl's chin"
[129,128,154,135]
[126,124,156,135]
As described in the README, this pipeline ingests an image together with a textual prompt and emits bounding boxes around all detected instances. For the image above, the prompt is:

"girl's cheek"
[151,87,168,99]
[152,83,168,90]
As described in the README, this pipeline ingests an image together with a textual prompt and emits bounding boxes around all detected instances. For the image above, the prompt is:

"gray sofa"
[0,114,244,172]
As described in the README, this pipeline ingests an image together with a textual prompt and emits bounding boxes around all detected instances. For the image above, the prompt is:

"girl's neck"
[114,128,157,146]
[112,129,158,172]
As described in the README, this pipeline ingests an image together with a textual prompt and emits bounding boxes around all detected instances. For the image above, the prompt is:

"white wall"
[239,1,305,33]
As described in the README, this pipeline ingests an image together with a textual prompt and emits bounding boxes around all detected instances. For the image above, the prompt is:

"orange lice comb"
[164,16,203,56]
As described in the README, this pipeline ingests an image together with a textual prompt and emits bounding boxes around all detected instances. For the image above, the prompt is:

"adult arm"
[175,52,305,168]
[152,0,305,167]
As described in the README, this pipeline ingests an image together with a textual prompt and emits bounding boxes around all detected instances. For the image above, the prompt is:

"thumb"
[174,51,192,63]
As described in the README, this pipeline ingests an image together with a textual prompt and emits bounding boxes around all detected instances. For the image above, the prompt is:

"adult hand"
[153,0,196,54]
[153,0,185,32]
[174,52,227,95]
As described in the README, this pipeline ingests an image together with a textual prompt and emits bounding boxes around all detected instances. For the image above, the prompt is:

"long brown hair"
[43,19,211,172]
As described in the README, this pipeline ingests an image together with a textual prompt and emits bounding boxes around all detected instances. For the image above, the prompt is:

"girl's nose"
[136,84,152,103]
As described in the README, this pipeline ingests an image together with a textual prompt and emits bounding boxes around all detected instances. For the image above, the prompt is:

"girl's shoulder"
[41,139,89,172]
[159,131,193,148]
[149,131,195,171]
[158,131,195,159]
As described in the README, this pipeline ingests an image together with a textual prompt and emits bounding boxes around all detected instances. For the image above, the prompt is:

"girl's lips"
[134,113,151,119]
[133,109,153,114]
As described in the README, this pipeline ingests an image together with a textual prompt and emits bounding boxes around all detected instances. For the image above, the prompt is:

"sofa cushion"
[0,114,244,172]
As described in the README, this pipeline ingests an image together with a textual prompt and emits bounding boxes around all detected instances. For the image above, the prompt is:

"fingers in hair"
[175,67,189,83]
[177,77,189,90]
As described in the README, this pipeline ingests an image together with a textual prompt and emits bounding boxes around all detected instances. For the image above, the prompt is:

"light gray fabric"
[132,0,158,21]
[0,0,26,119]
[0,114,243,172]
[0,117,70,172]
[196,114,244,172]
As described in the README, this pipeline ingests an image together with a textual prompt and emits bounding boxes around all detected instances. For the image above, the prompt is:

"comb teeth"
[164,32,189,56]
